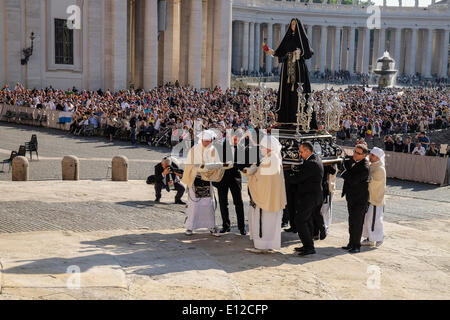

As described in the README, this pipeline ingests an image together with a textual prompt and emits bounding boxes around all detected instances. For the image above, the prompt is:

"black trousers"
[284,184,297,230]
[312,205,325,237]
[217,179,245,231]
[347,201,369,249]
[155,181,185,202]
[295,202,321,250]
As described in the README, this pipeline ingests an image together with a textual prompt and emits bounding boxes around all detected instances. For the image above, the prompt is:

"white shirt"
[412,146,425,156]
[154,119,161,131]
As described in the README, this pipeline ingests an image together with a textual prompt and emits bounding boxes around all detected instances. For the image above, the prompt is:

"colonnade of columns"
[231,21,450,78]
[134,0,232,90]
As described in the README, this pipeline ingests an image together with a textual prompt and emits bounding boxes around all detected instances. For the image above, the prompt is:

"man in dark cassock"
[266,18,316,128]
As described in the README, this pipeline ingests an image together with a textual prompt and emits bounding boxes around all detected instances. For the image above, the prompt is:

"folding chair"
[25,135,39,160]
[0,151,17,173]
[17,145,26,157]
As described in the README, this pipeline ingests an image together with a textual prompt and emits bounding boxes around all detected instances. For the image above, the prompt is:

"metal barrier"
[339,145,448,186]
[0,103,71,131]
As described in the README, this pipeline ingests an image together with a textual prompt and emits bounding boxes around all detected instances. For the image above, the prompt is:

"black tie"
[234,145,238,164]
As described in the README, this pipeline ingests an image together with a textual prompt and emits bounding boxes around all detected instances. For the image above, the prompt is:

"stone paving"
[0,123,449,300]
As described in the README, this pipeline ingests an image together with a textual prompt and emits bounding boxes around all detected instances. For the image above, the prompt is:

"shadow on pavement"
[3,231,353,278]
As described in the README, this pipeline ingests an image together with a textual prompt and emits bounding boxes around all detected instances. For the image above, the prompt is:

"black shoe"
[298,249,316,256]
[239,229,247,236]
[320,230,327,241]
[281,222,289,228]
[313,235,320,241]
[284,228,297,233]
[348,248,361,254]
[220,227,231,234]
[294,246,306,252]
[175,200,186,205]
[155,198,161,203]
[342,245,352,250]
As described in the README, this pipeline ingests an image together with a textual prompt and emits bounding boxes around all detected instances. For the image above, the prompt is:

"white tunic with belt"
[182,142,223,231]
[245,152,287,250]
[362,160,386,242]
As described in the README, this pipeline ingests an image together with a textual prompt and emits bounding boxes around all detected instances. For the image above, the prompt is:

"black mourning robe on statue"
[273,18,315,127]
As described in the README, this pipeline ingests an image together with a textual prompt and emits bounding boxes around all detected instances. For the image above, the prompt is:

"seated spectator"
[89,114,99,129]
[394,135,404,153]
[383,135,394,152]
[403,136,416,154]
[425,143,438,157]
[415,132,430,150]
[412,142,426,156]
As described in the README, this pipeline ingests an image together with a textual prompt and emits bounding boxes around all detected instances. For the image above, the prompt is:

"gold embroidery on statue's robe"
[286,52,296,92]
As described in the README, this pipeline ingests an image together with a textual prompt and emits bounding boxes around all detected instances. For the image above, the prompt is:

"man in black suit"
[286,141,324,257]
[154,157,185,204]
[403,136,416,154]
[341,144,370,253]
[215,135,246,235]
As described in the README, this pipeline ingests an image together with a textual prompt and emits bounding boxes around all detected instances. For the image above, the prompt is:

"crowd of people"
[1,82,449,155]
[0,82,277,147]
[334,86,449,156]
[396,74,448,88]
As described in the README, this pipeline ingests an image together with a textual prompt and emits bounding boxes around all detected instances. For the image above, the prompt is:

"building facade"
[0,0,449,91]
[233,0,450,78]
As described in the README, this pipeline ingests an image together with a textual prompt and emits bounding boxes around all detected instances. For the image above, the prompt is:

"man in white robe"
[362,147,386,247]
[244,136,287,253]
[181,130,230,236]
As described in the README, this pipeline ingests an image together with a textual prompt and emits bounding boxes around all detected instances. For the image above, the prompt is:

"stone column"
[424,28,434,78]
[144,0,159,90]
[441,29,450,78]
[242,21,249,72]
[274,24,282,71]
[306,25,313,70]
[163,0,181,84]
[254,23,261,74]
[394,28,401,71]
[341,27,348,70]
[348,27,355,75]
[363,27,371,74]
[212,0,232,89]
[188,0,203,88]
[372,30,380,72]
[415,0,419,7]
[379,28,386,57]
[320,25,327,73]
[232,21,239,73]
[356,28,364,73]
[235,21,243,73]
[249,22,255,73]
[333,27,342,72]
[409,27,418,76]
[266,23,273,74]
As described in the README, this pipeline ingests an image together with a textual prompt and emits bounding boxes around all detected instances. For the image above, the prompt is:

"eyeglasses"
[354,151,365,156]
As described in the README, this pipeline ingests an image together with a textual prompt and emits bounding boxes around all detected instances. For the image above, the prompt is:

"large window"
[55,18,73,65]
